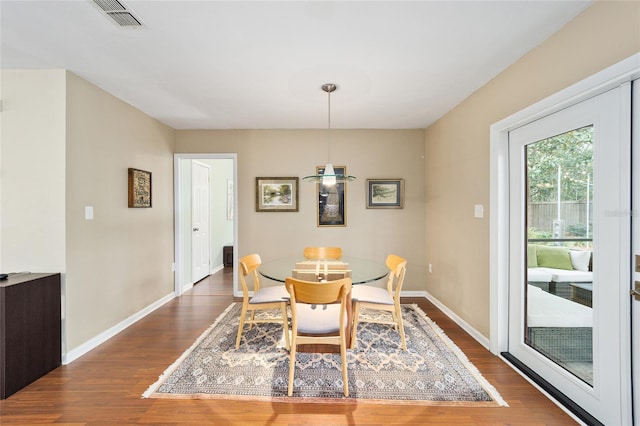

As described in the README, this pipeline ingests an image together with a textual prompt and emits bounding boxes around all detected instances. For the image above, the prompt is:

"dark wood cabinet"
[0,273,61,399]
[223,245,233,267]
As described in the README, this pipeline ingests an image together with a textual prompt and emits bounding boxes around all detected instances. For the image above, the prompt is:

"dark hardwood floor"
[0,267,576,425]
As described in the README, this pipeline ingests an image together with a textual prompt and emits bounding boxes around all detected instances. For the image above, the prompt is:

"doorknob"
[631,282,640,301]
[193,227,199,232]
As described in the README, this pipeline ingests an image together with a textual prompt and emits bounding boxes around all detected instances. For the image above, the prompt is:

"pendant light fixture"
[303,83,356,185]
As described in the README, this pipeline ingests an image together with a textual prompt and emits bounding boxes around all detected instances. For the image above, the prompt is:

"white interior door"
[508,85,631,425]
[192,161,211,284]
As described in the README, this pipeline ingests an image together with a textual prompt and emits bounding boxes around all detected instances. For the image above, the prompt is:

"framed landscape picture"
[366,178,404,209]
[256,177,299,212]
[317,165,346,227]
[128,168,152,208]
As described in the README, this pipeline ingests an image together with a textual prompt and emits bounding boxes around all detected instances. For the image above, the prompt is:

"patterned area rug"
[143,303,506,406]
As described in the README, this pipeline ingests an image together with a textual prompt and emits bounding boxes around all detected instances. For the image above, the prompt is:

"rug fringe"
[141,302,237,399]
[407,304,509,407]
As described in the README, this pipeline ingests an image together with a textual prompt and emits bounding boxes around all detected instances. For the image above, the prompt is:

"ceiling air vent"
[93,0,142,28]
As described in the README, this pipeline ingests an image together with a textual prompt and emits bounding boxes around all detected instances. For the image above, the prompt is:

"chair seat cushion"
[295,303,341,334]
[351,285,394,305]
[250,285,289,304]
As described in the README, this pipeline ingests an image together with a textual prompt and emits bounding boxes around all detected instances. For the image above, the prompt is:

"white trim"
[423,290,490,350]
[63,293,175,364]
[210,264,224,275]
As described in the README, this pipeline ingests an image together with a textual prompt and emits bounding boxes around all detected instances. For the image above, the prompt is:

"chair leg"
[395,302,407,350]
[281,302,291,350]
[235,303,248,349]
[340,338,349,397]
[349,302,360,349]
[288,344,297,396]
[249,310,256,329]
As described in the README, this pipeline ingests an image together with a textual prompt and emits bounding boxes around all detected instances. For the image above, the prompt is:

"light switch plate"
[85,206,94,220]
[474,204,484,218]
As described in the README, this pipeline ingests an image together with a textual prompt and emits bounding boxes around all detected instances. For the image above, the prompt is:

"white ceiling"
[1,1,592,130]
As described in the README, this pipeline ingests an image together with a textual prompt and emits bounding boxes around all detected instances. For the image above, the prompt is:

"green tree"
[527,126,593,203]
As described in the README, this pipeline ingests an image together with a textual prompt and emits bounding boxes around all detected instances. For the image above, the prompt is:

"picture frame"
[255,177,299,212]
[366,178,404,209]
[317,165,347,227]
[128,168,152,208]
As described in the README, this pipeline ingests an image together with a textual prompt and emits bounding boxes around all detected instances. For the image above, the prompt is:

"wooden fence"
[529,201,592,235]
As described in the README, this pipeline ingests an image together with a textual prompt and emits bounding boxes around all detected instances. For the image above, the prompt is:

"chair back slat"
[303,246,343,260]
[385,254,407,296]
[285,277,351,305]
[239,253,262,294]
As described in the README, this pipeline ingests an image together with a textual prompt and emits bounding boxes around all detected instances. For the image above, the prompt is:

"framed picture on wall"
[255,177,299,212]
[128,168,152,208]
[317,165,347,227]
[366,178,404,209]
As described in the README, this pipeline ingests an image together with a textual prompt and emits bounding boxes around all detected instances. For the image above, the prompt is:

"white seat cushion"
[537,267,592,283]
[527,268,553,283]
[249,285,289,304]
[527,284,592,327]
[295,303,342,334]
[351,285,394,305]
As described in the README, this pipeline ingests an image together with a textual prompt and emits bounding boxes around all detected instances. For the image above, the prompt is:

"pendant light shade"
[303,83,356,185]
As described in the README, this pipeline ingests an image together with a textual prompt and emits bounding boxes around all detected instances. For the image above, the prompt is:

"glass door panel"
[525,126,593,385]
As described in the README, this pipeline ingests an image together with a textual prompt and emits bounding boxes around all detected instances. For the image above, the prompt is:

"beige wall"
[424,0,640,337]
[1,70,175,354]
[65,72,175,351]
[175,129,427,290]
[1,70,67,273]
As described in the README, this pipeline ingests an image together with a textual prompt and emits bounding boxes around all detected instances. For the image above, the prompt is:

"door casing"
[174,153,238,297]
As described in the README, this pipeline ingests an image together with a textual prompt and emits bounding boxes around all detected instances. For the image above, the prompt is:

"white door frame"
[490,54,640,422]
[632,79,640,424]
[174,153,238,297]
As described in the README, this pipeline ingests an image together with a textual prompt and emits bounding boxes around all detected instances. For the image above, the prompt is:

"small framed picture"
[317,165,346,227]
[256,177,299,212]
[128,168,152,208]
[366,179,404,209]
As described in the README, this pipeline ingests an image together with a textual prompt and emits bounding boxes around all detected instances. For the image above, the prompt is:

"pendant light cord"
[327,86,331,164]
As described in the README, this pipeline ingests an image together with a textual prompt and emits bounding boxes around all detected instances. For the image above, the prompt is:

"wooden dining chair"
[350,254,407,350]
[303,246,342,260]
[284,276,352,397]
[236,253,290,350]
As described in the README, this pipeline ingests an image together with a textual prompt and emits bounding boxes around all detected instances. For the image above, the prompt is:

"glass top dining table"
[258,256,388,284]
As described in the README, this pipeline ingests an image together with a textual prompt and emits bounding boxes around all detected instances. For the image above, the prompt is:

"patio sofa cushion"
[569,249,591,272]
[536,245,573,270]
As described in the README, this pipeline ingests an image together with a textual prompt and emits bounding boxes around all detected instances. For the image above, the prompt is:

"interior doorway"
[174,153,238,297]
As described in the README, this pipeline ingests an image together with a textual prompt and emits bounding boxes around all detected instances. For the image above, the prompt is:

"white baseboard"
[418,290,491,350]
[63,293,175,364]
[210,264,224,275]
